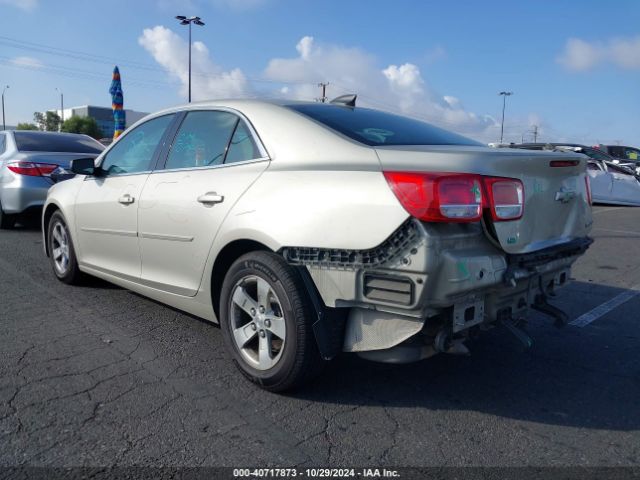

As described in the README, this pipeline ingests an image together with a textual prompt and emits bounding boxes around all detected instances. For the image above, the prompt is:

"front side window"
[0,134,5,155]
[165,111,239,170]
[100,114,174,175]
[624,148,640,161]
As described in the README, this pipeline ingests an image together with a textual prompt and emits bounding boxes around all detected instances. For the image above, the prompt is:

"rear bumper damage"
[283,220,592,363]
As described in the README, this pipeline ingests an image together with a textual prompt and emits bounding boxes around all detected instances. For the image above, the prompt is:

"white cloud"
[610,36,640,69]
[558,36,640,71]
[296,36,314,61]
[263,37,497,138]
[0,0,37,11]
[140,29,503,140]
[10,56,43,68]
[138,25,248,100]
[557,38,602,71]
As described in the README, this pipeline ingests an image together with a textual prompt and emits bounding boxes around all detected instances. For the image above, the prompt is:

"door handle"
[197,192,224,205]
[118,194,135,205]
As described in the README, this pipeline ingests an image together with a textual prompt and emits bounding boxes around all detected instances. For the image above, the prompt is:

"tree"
[16,122,39,130]
[61,116,103,139]
[33,111,61,131]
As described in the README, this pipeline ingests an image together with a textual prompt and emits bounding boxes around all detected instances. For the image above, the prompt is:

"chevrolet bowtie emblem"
[555,187,576,203]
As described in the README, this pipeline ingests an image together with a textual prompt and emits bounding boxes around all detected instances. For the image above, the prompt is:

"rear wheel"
[47,211,83,285]
[220,251,324,392]
[0,201,16,229]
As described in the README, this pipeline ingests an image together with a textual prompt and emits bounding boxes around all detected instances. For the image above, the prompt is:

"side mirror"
[70,158,97,175]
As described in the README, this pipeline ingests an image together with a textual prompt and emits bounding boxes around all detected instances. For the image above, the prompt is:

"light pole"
[175,15,205,103]
[2,85,9,131]
[498,91,513,144]
[55,87,64,131]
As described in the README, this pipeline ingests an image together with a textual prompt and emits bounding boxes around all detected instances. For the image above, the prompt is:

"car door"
[74,114,176,279]
[610,170,640,204]
[586,160,613,202]
[137,109,269,296]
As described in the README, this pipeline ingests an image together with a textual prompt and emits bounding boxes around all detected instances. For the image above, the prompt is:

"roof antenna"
[330,94,357,107]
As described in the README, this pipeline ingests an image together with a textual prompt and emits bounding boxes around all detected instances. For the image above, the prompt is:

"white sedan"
[587,159,640,206]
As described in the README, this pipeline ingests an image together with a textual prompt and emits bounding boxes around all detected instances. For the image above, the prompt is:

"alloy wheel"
[51,222,70,275]
[229,275,287,370]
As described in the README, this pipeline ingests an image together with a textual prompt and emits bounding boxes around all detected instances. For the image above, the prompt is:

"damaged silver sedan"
[42,99,593,391]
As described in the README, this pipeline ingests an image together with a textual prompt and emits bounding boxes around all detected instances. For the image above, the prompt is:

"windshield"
[287,104,482,147]
[14,132,104,154]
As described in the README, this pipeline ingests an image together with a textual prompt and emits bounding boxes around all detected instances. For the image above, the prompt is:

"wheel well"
[211,239,271,318]
[42,204,60,256]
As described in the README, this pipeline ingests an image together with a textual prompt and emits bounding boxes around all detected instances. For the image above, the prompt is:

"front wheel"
[219,251,324,392]
[47,211,83,285]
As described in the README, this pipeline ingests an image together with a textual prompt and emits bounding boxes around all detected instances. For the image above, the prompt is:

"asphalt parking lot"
[0,206,639,468]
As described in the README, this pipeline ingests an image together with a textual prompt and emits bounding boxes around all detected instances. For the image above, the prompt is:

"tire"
[220,251,324,392]
[47,211,83,285]
[0,201,16,229]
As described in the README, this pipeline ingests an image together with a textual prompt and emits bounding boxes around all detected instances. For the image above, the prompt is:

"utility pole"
[498,91,513,144]
[532,124,538,142]
[1,85,8,131]
[55,87,64,131]
[317,82,329,103]
[176,15,205,103]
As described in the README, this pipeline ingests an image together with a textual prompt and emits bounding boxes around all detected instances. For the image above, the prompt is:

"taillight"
[550,160,580,167]
[584,176,592,205]
[7,161,59,177]
[483,177,524,221]
[383,172,483,222]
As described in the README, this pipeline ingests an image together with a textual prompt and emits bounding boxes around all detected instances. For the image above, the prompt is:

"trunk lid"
[375,145,593,254]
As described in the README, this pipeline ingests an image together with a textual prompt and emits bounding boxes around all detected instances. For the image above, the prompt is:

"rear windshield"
[286,104,481,147]
[14,132,104,153]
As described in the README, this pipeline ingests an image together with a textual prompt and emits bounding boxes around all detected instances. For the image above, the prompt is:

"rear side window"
[225,121,261,164]
[165,111,238,169]
[13,132,104,153]
[0,134,5,154]
[287,104,481,147]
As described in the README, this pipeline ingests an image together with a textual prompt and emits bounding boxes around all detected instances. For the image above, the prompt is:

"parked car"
[42,100,593,391]
[501,142,640,179]
[585,158,640,206]
[596,144,640,169]
[0,130,104,228]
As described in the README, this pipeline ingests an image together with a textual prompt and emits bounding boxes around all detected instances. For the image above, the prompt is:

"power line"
[0,35,318,87]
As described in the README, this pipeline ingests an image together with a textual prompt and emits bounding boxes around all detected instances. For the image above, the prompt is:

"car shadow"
[13,210,42,231]
[287,280,639,432]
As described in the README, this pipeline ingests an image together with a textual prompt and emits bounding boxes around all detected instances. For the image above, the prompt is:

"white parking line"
[594,227,640,236]
[570,284,640,327]
[592,207,627,215]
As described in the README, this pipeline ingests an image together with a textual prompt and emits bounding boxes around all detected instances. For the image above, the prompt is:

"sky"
[0,0,638,146]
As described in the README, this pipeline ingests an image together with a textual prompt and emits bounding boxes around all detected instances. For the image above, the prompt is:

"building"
[49,105,149,139]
